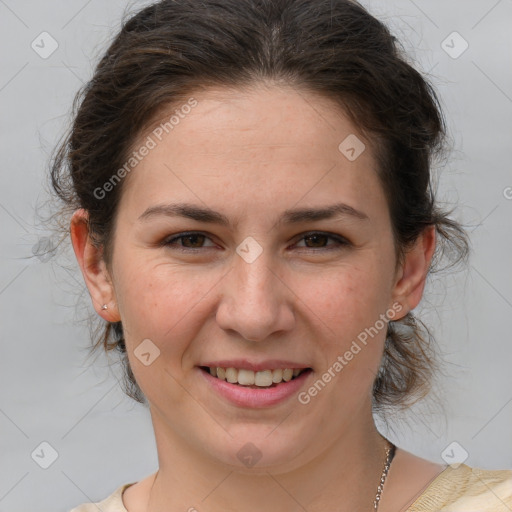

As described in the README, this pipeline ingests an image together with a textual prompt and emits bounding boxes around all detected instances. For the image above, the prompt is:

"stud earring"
[101,304,108,310]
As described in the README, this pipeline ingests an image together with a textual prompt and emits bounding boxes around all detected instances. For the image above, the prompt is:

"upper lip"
[200,360,312,372]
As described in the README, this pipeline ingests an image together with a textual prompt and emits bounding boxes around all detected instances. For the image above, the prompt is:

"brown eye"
[295,232,349,250]
[303,233,329,248]
[179,234,206,248]
[163,232,216,250]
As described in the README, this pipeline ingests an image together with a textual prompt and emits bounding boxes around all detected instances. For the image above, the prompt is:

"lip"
[200,360,311,372]
[197,366,313,408]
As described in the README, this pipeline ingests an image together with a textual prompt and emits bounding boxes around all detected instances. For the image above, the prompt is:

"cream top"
[70,463,512,511]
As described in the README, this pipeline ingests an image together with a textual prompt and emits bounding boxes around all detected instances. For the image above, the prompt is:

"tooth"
[213,367,303,385]
[255,370,273,387]
[272,369,283,383]
[237,369,255,385]
[225,367,238,383]
[282,368,293,382]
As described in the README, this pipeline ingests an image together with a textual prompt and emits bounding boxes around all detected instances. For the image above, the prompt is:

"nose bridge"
[216,245,293,341]
[236,249,275,304]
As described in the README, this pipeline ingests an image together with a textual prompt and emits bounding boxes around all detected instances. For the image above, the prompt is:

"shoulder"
[408,463,512,511]
[68,482,135,512]
[381,448,512,512]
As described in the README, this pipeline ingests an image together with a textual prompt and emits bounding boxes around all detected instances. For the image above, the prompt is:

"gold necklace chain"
[374,442,396,510]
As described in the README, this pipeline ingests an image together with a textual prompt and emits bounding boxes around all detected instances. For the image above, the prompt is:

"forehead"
[146,84,365,155]
[118,84,385,224]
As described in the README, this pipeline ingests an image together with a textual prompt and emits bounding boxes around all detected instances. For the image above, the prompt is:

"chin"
[203,426,312,474]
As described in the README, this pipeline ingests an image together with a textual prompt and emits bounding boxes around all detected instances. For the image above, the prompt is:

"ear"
[390,225,436,320]
[70,209,120,322]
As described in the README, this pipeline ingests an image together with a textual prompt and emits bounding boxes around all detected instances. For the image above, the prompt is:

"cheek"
[293,263,392,399]
[115,267,220,407]
[294,263,390,338]
[116,263,220,359]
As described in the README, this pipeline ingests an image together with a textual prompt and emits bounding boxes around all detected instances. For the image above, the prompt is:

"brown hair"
[49,0,469,411]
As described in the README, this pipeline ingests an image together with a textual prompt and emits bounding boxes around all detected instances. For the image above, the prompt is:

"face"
[74,84,429,473]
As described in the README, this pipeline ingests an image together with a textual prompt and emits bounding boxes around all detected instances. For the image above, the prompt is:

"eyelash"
[161,231,350,253]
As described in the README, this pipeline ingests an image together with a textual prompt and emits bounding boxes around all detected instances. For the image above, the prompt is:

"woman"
[49,0,512,510]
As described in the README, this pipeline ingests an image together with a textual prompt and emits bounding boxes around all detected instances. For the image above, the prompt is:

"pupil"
[305,234,327,248]
[183,234,204,248]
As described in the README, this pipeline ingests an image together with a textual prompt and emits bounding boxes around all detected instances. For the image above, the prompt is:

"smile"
[201,366,310,388]
[198,365,313,408]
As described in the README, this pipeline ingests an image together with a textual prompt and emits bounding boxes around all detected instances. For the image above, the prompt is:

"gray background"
[0,0,511,510]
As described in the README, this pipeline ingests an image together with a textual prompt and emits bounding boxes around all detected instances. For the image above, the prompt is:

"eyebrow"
[137,202,369,227]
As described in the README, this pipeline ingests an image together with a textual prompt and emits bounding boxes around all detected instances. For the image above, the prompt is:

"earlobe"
[391,226,436,319]
[69,209,120,322]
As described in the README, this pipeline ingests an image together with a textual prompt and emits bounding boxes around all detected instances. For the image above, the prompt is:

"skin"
[71,83,445,511]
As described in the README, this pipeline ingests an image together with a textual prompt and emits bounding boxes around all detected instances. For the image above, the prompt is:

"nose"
[215,251,295,342]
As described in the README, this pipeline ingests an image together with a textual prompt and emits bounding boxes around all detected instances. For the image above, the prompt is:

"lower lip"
[198,367,313,408]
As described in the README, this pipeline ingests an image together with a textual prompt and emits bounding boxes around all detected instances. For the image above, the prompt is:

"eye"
[162,232,217,251]
[293,232,350,251]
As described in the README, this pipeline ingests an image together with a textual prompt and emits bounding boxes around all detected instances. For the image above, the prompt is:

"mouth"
[199,366,312,389]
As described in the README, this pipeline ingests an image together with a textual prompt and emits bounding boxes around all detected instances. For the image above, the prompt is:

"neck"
[146,403,390,512]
